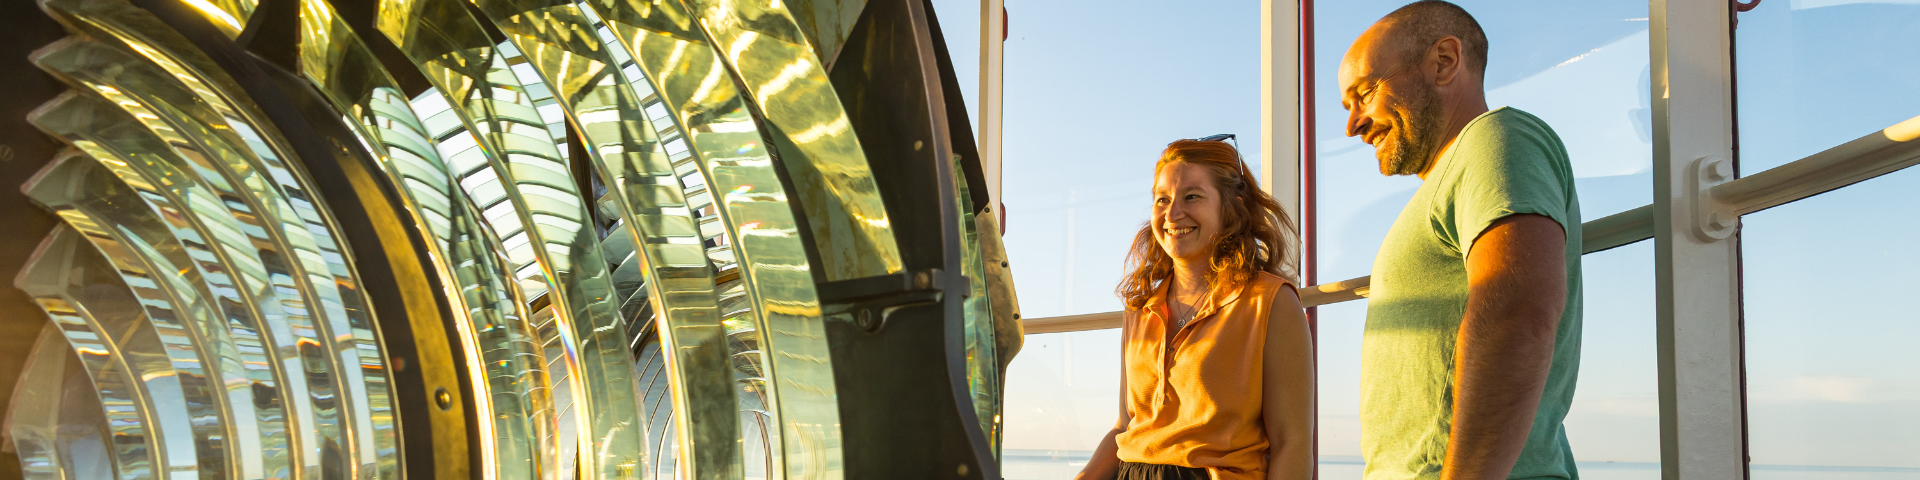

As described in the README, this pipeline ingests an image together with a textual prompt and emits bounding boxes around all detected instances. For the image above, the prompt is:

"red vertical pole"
[1300,0,1319,478]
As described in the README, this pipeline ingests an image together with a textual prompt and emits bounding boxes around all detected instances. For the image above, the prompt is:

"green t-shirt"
[1361,107,1584,480]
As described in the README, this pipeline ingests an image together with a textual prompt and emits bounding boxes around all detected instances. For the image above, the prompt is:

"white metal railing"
[1018,113,1920,336]
[1717,115,1920,215]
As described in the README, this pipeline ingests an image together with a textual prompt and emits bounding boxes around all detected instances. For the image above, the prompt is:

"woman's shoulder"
[1218,272,1297,312]
[1248,271,1299,295]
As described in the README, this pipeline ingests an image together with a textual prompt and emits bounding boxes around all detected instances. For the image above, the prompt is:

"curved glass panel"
[789,0,867,69]
[581,0,851,475]
[15,153,230,480]
[41,4,402,475]
[680,0,904,282]
[954,160,1001,455]
[16,226,162,480]
[30,97,297,480]
[6,327,116,480]
[464,2,744,477]
[28,2,403,476]
[563,11,781,478]
[173,0,255,38]
[294,1,556,477]
[376,1,647,478]
[45,35,378,476]
[19,219,216,480]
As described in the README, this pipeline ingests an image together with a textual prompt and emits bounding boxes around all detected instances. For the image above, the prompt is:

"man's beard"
[1378,85,1445,176]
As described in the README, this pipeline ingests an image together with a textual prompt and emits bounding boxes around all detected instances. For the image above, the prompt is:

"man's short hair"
[1381,0,1489,76]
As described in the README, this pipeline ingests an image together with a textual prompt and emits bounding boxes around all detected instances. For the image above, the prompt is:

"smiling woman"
[1067,139,1312,480]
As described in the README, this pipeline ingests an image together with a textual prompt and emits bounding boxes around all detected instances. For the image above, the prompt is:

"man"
[1338,2,1584,480]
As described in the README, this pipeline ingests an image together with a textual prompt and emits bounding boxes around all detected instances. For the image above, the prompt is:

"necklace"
[1170,278,1212,331]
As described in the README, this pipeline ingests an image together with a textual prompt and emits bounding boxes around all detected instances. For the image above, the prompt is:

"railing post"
[979,0,1006,212]
[1261,0,1302,233]
[1650,0,1749,477]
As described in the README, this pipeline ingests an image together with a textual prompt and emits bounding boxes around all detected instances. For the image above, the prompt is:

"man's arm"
[1442,214,1567,480]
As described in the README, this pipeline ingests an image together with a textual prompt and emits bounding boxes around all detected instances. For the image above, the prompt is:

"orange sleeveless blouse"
[1115,271,1293,480]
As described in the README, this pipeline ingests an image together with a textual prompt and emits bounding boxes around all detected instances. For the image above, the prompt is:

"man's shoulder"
[1464,107,1558,142]
[1449,107,1568,171]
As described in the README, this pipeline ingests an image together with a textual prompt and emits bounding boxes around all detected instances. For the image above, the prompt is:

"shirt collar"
[1145,277,1249,324]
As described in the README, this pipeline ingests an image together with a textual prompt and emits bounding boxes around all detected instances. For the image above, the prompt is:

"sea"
[1000,451,1920,479]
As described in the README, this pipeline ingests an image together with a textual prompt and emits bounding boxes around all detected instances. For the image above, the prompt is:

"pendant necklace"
[1172,277,1212,331]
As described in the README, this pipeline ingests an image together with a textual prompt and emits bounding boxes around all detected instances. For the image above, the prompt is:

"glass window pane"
[1562,243,1661,478]
[1734,1,1920,173]
[928,0,980,122]
[1742,168,1920,478]
[1001,330,1123,479]
[1312,1,1658,475]
[1001,0,1263,319]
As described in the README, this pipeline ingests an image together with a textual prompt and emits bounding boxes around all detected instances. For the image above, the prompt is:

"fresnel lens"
[0,0,1021,478]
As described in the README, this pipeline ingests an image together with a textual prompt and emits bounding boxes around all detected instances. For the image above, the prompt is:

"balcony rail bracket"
[1691,155,1740,241]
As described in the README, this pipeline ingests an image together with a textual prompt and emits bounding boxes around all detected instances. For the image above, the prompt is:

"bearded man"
[1339,2,1584,479]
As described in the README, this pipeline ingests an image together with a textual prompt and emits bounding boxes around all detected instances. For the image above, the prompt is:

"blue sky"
[928,0,1920,472]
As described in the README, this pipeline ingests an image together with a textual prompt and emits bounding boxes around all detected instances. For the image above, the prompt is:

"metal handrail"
[1715,115,1920,216]
[1019,114,1920,335]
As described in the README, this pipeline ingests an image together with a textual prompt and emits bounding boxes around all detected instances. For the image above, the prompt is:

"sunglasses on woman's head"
[1177,133,1248,179]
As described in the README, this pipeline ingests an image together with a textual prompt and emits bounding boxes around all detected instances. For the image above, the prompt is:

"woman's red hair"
[1117,140,1298,309]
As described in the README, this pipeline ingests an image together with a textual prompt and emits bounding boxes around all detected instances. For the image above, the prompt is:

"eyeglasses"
[1180,133,1248,178]
[1184,133,1238,152]
[1185,133,1240,159]
[1194,133,1236,145]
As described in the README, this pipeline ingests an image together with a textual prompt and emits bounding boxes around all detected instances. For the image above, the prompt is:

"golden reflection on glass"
[678,0,904,282]
[786,0,867,70]
[413,87,591,477]
[485,42,576,169]
[36,38,364,479]
[23,145,278,480]
[177,0,255,39]
[953,160,1001,456]
[6,326,114,480]
[21,219,219,480]
[30,2,401,475]
[16,226,166,480]
[377,1,647,478]
[467,1,745,478]
[295,1,555,478]
[579,0,849,476]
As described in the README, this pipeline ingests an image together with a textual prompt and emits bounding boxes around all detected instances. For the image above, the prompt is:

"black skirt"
[1117,461,1209,480]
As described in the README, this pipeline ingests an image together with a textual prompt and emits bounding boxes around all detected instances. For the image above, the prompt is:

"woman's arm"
[1076,316,1133,480]
[1264,285,1315,480]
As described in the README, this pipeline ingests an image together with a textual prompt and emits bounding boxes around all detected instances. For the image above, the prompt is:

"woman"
[1076,138,1314,480]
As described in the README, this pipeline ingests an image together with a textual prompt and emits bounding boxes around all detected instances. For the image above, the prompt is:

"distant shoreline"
[999,449,1920,473]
